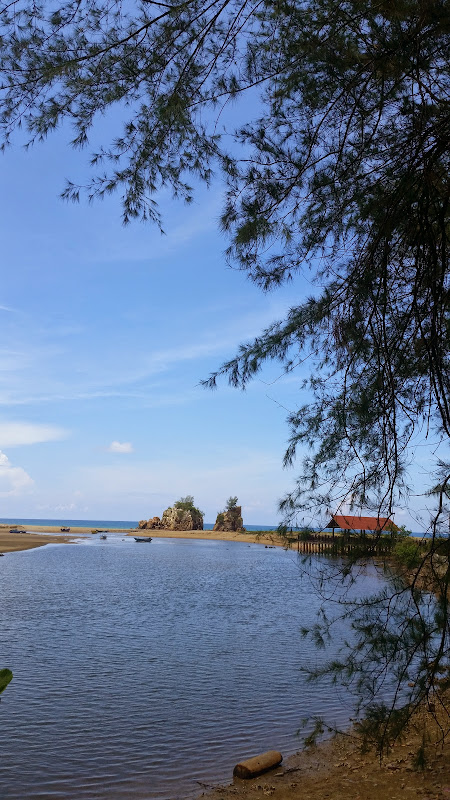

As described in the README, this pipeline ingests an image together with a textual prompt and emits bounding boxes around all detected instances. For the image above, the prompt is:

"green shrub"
[393,524,413,540]
[174,496,204,517]
[393,539,423,569]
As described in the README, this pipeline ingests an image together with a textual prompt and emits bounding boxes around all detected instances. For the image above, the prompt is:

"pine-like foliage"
[1,0,449,752]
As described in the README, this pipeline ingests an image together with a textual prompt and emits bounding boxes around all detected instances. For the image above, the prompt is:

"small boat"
[100,534,107,540]
[60,527,70,532]
[134,536,152,543]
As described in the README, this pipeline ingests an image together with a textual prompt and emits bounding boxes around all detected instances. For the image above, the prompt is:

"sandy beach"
[0,524,127,535]
[0,525,290,554]
[127,529,290,547]
[0,527,75,553]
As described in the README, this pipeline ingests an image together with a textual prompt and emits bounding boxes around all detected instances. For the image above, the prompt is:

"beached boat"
[60,527,70,532]
[9,528,24,534]
[134,536,152,543]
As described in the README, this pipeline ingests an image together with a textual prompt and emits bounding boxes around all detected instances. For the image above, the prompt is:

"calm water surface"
[0,536,376,799]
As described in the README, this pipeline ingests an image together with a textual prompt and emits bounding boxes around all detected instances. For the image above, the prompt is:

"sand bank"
[127,529,289,547]
[2,524,127,535]
[0,529,74,553]
[0,525,290,554]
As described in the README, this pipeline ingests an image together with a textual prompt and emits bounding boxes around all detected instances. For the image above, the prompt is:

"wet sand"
[197,702,450,800]
[0,529,75,553]
[127,529,290,547]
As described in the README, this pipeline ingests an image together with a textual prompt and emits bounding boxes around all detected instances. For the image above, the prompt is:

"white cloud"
[36,499,88,513]
[107,441,134,454]
[0,450,34,496]
[0,421,68,448]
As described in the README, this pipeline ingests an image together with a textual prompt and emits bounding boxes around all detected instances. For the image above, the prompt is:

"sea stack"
[160,506,203,530]
[213,506,245,532]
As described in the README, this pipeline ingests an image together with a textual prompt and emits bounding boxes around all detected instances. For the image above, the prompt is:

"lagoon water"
[0,535,378,800]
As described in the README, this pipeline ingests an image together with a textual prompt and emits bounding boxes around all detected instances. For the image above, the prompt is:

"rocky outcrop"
[138,516,162,529]
[161,506,203,531]
[213,506,245,532]
[138,508,203,530]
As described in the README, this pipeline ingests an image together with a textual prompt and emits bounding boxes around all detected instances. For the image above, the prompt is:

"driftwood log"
[233,750,282,779]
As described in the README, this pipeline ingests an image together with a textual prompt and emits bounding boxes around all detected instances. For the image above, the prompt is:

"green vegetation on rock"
[174,496,204,518]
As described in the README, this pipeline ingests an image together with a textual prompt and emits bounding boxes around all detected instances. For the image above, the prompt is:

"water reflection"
[0,537,380,799]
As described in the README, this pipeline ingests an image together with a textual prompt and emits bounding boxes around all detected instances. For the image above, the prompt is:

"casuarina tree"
[1,0,449,754]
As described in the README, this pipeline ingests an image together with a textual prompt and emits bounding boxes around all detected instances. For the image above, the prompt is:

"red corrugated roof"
[327,515,397,531]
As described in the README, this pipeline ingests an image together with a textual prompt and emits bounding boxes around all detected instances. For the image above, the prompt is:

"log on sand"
[233,751,283,779]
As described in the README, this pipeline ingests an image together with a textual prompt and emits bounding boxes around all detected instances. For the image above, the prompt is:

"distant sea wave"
[0,517,280,532]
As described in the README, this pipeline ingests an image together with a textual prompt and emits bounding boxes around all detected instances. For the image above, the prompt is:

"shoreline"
[0,528,75,553]
[196,702,450,800]
[128,529,290,547]
[0,525,290,554]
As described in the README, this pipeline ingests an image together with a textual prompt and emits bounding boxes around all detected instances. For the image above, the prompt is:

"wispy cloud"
[107,441,134,453]
[86,190,222,265]
[0,296,293,411]
[0,421,68,447]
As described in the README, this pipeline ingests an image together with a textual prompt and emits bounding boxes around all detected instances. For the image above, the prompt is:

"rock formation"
[213,506,245,532]
[138,516,162,530]
[160,506,204,531]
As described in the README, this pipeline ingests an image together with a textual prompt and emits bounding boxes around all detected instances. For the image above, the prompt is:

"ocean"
[0,517,280,531]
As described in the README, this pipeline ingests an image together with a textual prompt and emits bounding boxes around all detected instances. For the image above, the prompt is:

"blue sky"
[0,120,438,530]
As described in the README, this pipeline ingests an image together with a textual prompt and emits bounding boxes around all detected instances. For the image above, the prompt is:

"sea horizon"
[0,516,281,532]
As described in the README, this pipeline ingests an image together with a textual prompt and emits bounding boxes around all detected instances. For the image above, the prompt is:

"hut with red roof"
[325,514,397,537]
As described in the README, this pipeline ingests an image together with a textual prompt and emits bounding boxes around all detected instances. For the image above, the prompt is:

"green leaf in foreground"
[0,669,13,695]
